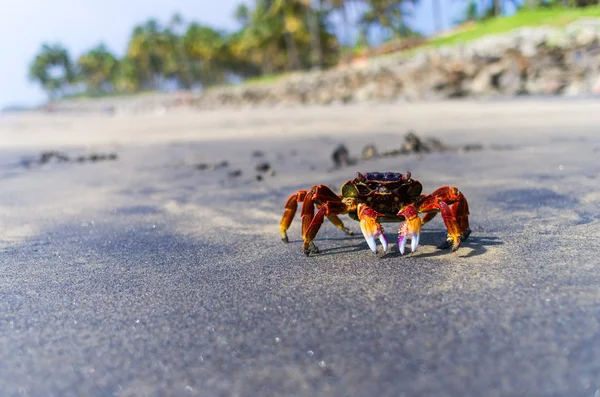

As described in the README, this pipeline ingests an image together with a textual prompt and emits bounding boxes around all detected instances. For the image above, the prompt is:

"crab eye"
[341,181,359,197]
[453,187,459,196]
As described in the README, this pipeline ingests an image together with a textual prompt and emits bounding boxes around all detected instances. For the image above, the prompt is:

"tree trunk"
[494,0,502,16]
[309,6,323,69]
[283,32,301,71]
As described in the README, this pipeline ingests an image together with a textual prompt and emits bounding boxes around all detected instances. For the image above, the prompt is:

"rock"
[545,29,571,49]
[592,75,600,94]
[470,67,493,95]
[519,39,538,58]
[575,28,597,47]
[228,170,242,178]
[196,160,228,171]
[497,65,523,95]
[403,132,427,153]
[354,82,377,102]
[89,153,107,162]
[534,68,567,95]
[461,144,484,152]
[563,79,588,97]
[424,137,449,152]
[361,145,378,160]
[331,144,353,168]
[22,150,119,168]
[255,162,271,173]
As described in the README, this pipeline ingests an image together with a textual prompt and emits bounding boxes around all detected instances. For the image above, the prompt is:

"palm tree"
[494,0,502,15]
[125,19,174,89]
[233,2,286,74]
[114,57,142,93]
[268,0,316,70]
[77,43,119,94]
[234,3,251,26]
[29,43,75,98]
[183,23,229,85]
[362,0,419,39]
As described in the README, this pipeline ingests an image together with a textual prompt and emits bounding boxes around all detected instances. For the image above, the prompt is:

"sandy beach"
[1,98,599,396]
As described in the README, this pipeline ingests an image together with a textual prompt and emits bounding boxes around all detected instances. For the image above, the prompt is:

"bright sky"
[0,0,478,109]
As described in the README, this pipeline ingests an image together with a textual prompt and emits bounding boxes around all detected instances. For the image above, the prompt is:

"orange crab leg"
[417,186,458,210]
[301,185,343,238]
[357,204,388,254]
[280,185,353,244]
[420,211,438,226]
[300,190,315,238]
[438,201,462,251]
[303,201,349,256]
[326,214,354,236]
[417,186,471,252]
[280,190,308,242]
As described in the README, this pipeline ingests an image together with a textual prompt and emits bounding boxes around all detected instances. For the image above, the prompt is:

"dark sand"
[1,99,600,396]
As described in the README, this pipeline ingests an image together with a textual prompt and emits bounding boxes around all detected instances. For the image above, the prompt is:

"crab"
[280,172,471,256]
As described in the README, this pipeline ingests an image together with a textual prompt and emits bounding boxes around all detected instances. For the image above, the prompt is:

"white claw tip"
[379,234,389,252]
[398,236,407,255]
[365,236,377,253]
[411,235,420,253]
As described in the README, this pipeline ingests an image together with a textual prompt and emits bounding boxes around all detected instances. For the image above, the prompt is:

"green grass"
[60,89,159,101]
[428,6,600,47]
[241,73,290,86]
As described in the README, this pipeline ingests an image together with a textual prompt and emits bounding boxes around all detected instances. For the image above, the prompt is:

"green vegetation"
[28,1,600,100]
[430,6,600,47]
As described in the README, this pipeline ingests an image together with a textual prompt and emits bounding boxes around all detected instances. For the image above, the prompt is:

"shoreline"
[2,97,600,151]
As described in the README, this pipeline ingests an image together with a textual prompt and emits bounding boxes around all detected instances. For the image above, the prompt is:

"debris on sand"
[195,160,229,171]
[331,144,357,169]
[22,150,119,168]
[361,145,378,161]
[460,144,484,153]
[254,162,276,181]
[374,131,482,158]
[255,162,272,173]
[251,150,265,158]
[331,131,484,170]
[228,170,242,178]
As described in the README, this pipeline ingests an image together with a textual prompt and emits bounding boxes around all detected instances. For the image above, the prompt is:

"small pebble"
[255,162,271,173]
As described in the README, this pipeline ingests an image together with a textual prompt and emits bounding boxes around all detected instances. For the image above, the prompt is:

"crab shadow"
[287,235,367,256]
[290,229,503,259]
[382,231,503,260]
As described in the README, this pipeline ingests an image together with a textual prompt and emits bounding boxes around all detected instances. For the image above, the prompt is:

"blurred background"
[3,0,600,112]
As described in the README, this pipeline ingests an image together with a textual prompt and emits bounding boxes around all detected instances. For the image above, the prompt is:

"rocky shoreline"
[42,18,600,114]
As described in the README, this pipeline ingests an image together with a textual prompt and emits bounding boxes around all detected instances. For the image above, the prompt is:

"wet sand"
[1,98,600,396]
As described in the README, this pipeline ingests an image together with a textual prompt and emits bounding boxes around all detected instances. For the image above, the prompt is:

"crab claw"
[438,200,462,252]
[397,204,422,255]
[358,204,388,254]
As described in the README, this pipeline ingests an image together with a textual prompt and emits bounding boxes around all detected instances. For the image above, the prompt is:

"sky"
[0,0,481,109]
